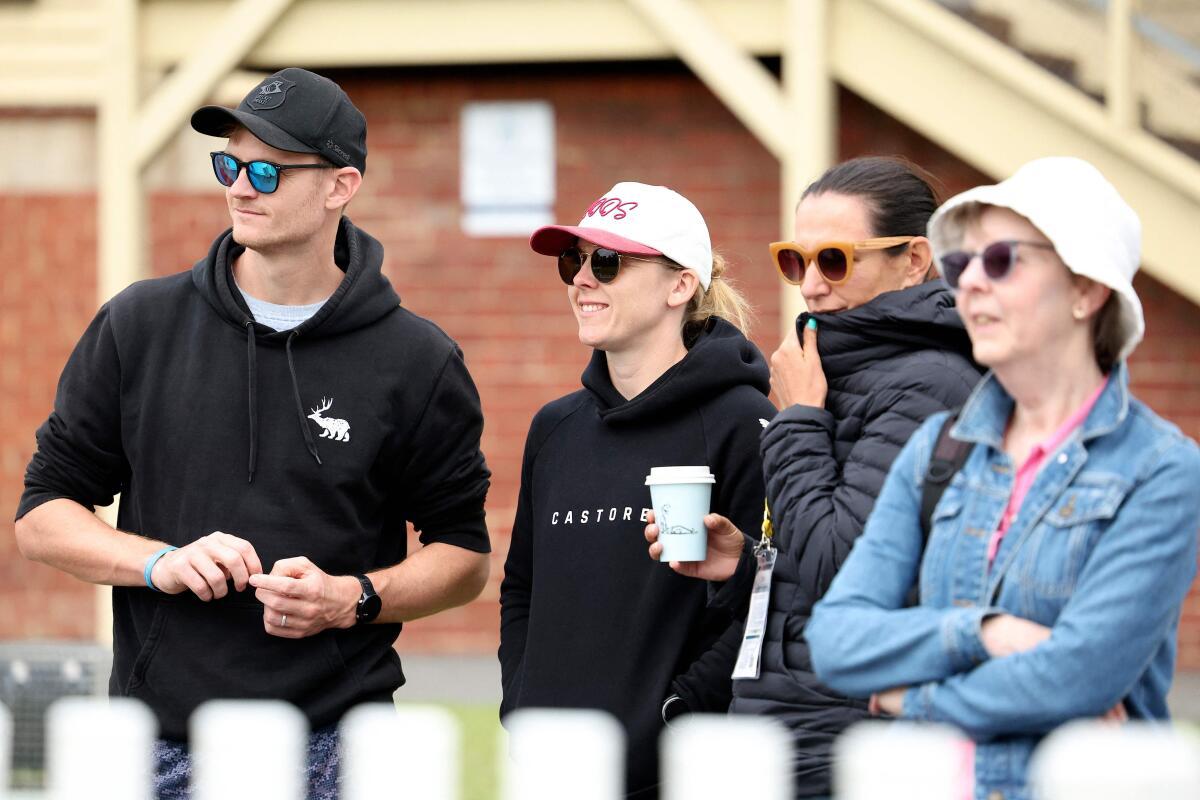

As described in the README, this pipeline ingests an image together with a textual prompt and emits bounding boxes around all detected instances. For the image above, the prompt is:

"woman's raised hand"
[645,511,745,581]
[770,318,827,409]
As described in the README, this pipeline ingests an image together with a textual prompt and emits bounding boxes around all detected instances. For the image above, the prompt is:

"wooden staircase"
[950,0,1200,161]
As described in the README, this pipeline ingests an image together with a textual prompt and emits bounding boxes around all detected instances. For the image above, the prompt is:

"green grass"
[400,702,504,800]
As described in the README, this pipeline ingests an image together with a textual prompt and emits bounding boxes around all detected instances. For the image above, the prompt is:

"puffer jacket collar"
[803,281,975,380]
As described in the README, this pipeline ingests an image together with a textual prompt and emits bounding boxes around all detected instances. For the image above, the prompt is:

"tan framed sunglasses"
[769,236,915,285]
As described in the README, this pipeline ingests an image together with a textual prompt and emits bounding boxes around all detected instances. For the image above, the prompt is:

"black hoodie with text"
[18,218,491,740]
[499,318,778,798]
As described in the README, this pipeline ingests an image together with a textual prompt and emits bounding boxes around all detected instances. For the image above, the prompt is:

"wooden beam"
[1106,0,1137,129]
[97,0,142,303]
[138,0,783,68]
[625,0,786,159]
[779,0,833,329]
[133,0,296,170]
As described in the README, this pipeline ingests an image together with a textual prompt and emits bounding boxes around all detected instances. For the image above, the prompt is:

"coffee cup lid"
[644,466,716,486]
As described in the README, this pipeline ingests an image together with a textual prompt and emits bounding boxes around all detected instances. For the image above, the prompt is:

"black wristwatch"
[353,574,382,625]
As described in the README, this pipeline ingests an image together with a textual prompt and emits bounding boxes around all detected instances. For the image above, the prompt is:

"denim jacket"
[807,363,1200,800]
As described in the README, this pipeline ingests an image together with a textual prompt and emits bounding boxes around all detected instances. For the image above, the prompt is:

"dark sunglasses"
[557,246,668,285]
[769,237,914,285]
[939,240,1057,289]
[209,152,335,194]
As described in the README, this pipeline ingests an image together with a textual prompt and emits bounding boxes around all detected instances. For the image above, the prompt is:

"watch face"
[358,592,382,622]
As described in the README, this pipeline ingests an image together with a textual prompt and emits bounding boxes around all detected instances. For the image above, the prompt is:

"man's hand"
[769,318,827,409]
[150,532,263,601]
[249,557,360,639]
[645,511,744,581]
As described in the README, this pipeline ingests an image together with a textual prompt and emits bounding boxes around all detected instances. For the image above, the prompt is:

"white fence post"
[662,714,792,800]
[191,700,307,800]
[0,702,10,796]
[1030,721,1200,800]
[502,709,625,800]
[834,721,966,800]
[340,703,459,800]
[46,697,156,800]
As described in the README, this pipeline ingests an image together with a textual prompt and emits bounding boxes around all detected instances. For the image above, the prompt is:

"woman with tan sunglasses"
[647,156,981,798]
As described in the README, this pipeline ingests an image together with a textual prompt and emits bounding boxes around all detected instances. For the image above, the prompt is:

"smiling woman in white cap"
[498,181,778,798]
[807,157,1200,800]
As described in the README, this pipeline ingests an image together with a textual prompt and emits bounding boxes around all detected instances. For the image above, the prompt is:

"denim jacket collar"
[952,362,1131,450]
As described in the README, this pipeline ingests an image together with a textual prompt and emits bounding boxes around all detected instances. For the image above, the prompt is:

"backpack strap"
[919,411,973,541]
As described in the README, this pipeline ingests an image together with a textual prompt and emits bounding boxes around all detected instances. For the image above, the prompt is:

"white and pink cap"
[530,181,714,289]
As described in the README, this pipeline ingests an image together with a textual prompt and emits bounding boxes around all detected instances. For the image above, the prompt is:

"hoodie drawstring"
[287,332,323,466]
[245,321,258,483]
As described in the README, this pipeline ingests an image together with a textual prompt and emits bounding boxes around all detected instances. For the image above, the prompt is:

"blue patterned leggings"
[153,725,340,800]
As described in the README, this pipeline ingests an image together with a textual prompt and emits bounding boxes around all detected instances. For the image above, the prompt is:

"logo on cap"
[249,78,295,110]
[586,196,639,221]
[324,139,352,166]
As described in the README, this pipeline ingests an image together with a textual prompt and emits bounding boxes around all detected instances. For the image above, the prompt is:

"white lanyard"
[732,499,777,680]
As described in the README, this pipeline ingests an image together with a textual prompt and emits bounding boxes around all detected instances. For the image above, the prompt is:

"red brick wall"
[1126,273,1200,667]
[4,66,1199,669]
[1,194,100,638]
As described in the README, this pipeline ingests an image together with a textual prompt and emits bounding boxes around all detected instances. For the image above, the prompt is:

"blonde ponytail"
[684,251,754,336]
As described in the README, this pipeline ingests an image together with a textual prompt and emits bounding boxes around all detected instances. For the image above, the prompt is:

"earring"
[1072,305,1086,320]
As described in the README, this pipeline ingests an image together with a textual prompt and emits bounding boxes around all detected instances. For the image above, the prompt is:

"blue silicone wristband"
[144,546,178,592]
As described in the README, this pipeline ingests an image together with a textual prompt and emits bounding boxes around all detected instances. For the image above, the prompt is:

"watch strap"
[354,573,380,624]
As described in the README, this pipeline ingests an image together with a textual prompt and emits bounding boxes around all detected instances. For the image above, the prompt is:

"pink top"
[986,377,1108,567]
[961,376,1108,797]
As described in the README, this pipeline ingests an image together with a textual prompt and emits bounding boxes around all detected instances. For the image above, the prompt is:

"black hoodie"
[18,218,491,740]
[727,282,981,797]
[499,318,778,798]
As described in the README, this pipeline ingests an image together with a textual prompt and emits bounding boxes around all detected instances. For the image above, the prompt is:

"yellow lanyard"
[756,498,775,554]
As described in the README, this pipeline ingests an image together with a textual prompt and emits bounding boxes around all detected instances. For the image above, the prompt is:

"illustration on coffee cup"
[657,504,699,538]
[645,466,715,562]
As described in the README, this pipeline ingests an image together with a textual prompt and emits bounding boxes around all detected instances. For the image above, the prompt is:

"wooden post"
[779,0,834,333]
[1106,0,1137,129]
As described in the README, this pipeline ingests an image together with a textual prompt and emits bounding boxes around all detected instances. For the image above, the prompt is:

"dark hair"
[1092,292,1122,374]
[802,156,942,255]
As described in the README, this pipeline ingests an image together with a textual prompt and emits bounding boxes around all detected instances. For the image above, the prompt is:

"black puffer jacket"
[729,282,981,797]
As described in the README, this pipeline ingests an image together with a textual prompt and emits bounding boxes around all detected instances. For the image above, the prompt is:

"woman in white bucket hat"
[499,181,778,798]
[808,157,1200,800]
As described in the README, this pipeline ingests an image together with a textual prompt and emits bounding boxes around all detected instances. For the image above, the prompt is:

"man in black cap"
[15,68,492,798]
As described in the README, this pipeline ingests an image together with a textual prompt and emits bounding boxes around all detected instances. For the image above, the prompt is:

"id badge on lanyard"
[732,500,777,680]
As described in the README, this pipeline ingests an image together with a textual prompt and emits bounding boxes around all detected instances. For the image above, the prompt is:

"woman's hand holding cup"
[645,511,744,581]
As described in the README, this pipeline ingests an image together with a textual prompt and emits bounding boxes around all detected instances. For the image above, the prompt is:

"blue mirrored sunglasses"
[209,152,334,194]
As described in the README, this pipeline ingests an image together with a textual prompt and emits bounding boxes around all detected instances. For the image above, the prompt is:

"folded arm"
[807,415,1004,695]
[901,442,1200,739]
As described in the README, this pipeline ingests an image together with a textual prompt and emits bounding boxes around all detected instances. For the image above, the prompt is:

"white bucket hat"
[928,156,1144,361]
[530,181,714,289]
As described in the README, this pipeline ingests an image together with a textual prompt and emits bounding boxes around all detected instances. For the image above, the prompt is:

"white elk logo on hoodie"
[308,397,350,442]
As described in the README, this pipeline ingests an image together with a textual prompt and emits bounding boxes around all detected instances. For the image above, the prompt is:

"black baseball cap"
[191,68,367,174]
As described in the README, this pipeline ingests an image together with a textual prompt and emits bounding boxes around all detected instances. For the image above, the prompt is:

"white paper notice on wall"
[460,101,555,237]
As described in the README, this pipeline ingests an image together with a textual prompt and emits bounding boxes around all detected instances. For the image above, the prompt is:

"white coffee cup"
[645,466,716,562]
